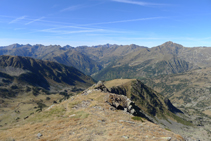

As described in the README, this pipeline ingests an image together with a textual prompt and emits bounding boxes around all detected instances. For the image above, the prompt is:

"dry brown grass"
[104,79,135,88]
[0,92,64,130]
[203,110,211,117]
[0,88,184,141]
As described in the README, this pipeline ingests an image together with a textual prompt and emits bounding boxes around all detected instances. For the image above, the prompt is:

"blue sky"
[0,0,211,47]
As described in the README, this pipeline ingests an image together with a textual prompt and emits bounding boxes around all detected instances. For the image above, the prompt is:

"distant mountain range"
[1,41,211,80]
[2,42,211,107]
[0,44,102,75]
[0,43,147,75]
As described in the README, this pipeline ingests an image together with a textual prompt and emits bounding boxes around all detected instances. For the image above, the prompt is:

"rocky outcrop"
[94,81,109,93]
[105,93,140,116]
[93,81,141,116]
[92,81,151,121]
[37,133,42,139]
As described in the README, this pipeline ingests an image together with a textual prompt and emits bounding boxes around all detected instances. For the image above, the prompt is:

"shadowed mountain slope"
[0,55,95,93]
[44,49,103,75]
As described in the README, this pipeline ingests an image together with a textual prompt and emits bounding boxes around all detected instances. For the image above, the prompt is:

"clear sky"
[0,0,211,47]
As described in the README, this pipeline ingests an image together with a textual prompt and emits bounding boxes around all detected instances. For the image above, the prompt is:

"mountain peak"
[91,43,117,48]
[63,45,73,49]
[6,43,23,49]
[161,41,183,47]
[162,41,175,46]
[166,41,173,43]
[158,41,184,54]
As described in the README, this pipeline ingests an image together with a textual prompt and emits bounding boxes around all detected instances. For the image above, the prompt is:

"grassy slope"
[0,87,184,141]
[0,55,96,131]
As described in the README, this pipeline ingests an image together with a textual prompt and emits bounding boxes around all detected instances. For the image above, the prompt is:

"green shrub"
[132,116,143,122]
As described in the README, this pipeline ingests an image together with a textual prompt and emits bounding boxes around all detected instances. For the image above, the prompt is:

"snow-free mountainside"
[1,41,211,140]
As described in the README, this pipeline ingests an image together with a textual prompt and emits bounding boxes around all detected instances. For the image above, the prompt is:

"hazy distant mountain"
[0,44,102,75]
[75,44,147,66]
[0,43,147,75]
[92,42,198,80]
[0,43,25,49]
[1,41,211,79]
[151,41,211,68]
